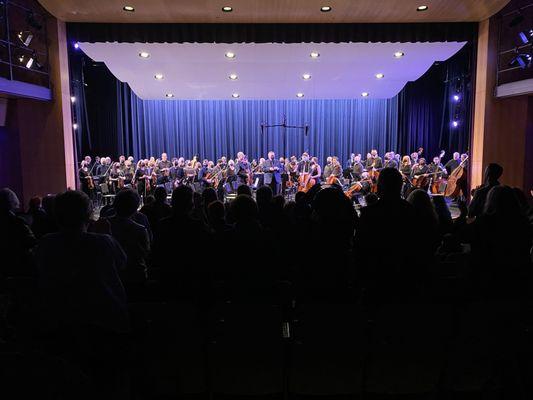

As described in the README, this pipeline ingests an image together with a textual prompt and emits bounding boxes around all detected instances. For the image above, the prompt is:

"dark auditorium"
[1,0,533,399]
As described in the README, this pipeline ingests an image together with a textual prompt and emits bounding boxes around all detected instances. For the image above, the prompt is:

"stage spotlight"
[320,6,332,12]
[509,53,532,69]
[453,94,460,102]
[165,93,174,98]
[394,51,405,58]
[222,6,233,12]
[302,73,311,80]
[232,93,240,98]
[123,5,135,12]
[17,31,33,47]
[296,93,304,98]
[71,96,76,103]
[519,29,533,44]
[154,73,164,80]
[18,54,35,69]
[375,73,384,79]
[139,51,150,59]
[74,42,80,49]
[73,123,78,130]
[417,5,428,11]
[225,51,236,59]
[229,73,238,80]
[452,121,459,128]
[361,92,369,97]
[310,51,320,59]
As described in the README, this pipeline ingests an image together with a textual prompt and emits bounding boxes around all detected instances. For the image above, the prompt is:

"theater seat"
[208,302,284,396]
[288,303,367,396]
[365,303,453,395]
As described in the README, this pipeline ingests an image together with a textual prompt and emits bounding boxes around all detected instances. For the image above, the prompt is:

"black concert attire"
[322,163,332,179]
[444,159,460,177]
[352,162,364,180]
[157,160,172,185]
[329,164,342,183]
[108,169,121,194]
[384,159,398,169]
[400,164,413,198]
[298,160,312,175]
[428,162,446,175]
[236,160,251,185]
[366,156,383,170]
[123,167,134,187]
[198,166,211,188]
[135,167,149,197]
[310,164,321,185]
[79,167,94,198]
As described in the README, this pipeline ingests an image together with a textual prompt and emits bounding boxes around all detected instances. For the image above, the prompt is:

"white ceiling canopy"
[79,41,466,100]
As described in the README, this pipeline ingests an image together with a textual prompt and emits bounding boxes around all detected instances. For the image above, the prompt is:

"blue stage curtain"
[118,94,398,163]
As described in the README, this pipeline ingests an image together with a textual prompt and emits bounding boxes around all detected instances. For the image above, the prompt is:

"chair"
[208,302,285,396]
[365,303,453,395]
[288,303,368,396]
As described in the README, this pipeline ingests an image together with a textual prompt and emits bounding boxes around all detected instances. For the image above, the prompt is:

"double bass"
[444,155,468,198]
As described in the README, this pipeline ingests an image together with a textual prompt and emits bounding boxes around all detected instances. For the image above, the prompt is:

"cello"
[444,155,468,198]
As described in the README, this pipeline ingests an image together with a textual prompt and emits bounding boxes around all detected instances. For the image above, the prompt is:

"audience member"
[140,186,172,233]
[468,163,503,218]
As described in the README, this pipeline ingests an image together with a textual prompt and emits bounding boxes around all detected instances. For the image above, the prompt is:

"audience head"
[377,168,403,198]
[0,188,20,214]
[42,194,56,215]
[256,185,273,207]
[54,190,92,231]
[154,187,168,204]
[407,189,438,224]
[113,189,140,218]
[231,194,258,223]
[295,191,306,205]
[484,185,523,218]
[207,200,225,225]
[202,187,218,208]
[171,185,194,214]
[484,163,503,184]
[237,184,252,197]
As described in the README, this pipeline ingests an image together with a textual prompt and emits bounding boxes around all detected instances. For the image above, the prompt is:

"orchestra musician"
[310,157,322,185]
[134,161,150,198]
[157,153,172,186]
[444,152,460,176]
[327,156,343,185]
[352,154,364,181]
[323,156,333,180]
[384,152,398,169]
[236,152,251,185]
[123,159,134,188]
[400,155,413,198]
[367,149,383,169]
[263,151,282,195]
[108,162,123,194]
[118,155,126,172]
[78,160,94,198]
[411,157,429,190]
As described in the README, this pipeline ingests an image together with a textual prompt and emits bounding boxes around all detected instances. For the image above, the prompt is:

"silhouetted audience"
[140,186,172,233]
[468,163,503,218]
[108,189,150,295]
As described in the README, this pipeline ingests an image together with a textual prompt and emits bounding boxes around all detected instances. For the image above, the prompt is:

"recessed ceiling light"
[165,93,174,98]
[229,73,238,80]
[225,51,236,59]
[375,73,384,79]
[302,73,312,80]
[139,51,150,59]
[123,5,135,12]
[310,51,320,59]
[361,92,370,97]
[222,6,233,12]
[320,6,332,12]
[296,93,305,98]
[394,51,405,58]
[232,93,240,98]
[154,73,164,80]
[417,5,428,11]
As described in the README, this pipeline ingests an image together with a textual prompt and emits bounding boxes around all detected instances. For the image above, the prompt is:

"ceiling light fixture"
[416,5,428,11]
[222,6,233,12]
[375,73,384,79]
[225,51,236,59]
[73,123,78,130]
[70,96,76,103]
[165,93,174,98]
[393,51,405,58]
[123,5,135,12]
[310,51,320,59]
[361,92,369,97]
[139,51,150,59]
[320,6,332,12]
[302,73,312,80]
[229,73,238,80]
[296,93,304,98]
[154,73,164,80]
[232,93,240,98]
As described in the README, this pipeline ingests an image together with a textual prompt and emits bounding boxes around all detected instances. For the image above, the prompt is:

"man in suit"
[262,151,282,195]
